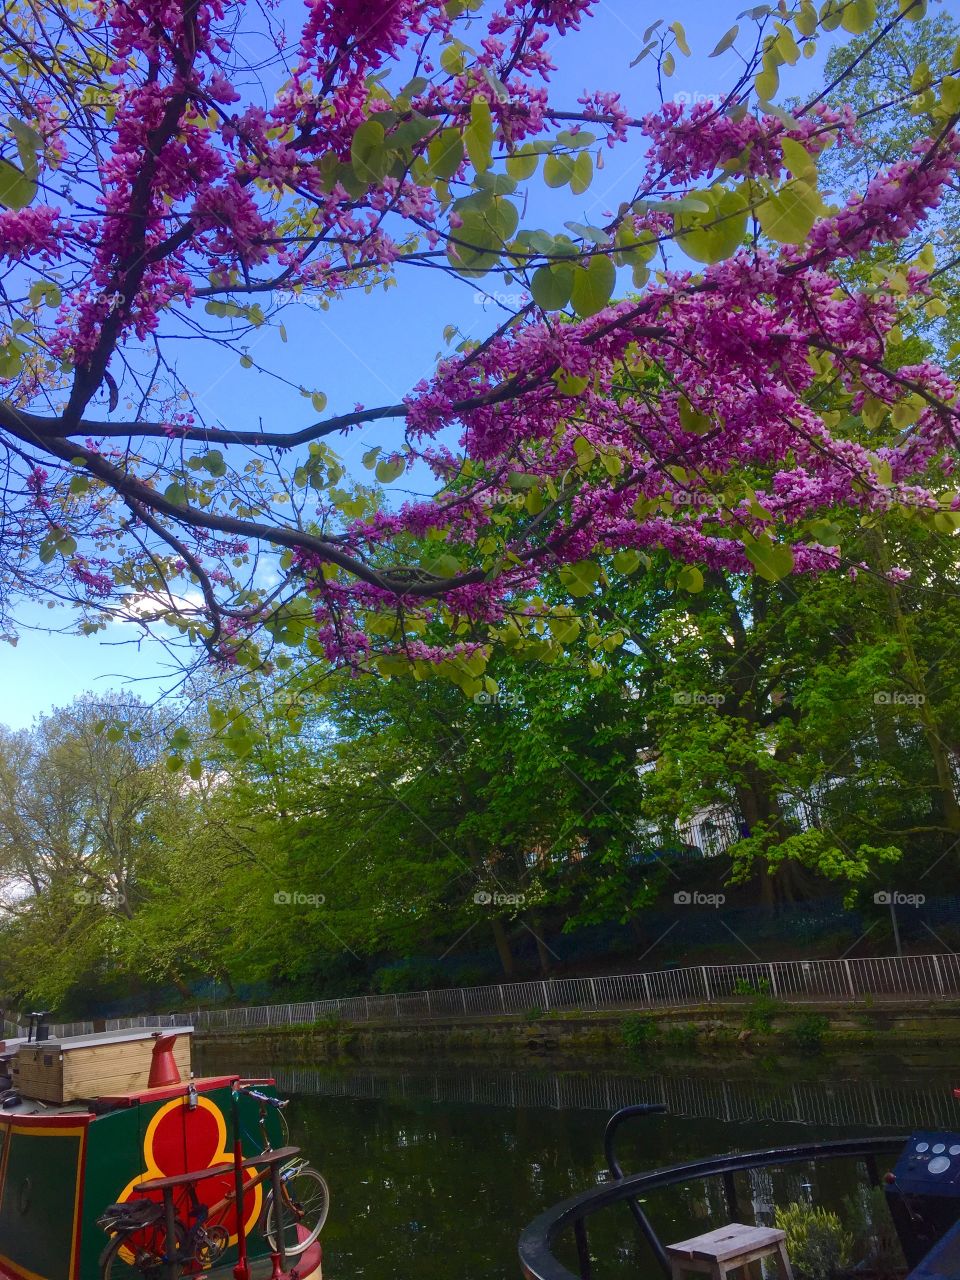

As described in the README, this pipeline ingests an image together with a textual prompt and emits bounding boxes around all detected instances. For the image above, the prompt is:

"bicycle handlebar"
[237,1085,288,1109]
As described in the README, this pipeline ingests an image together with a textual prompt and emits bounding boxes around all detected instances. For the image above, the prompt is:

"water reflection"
[196,1052,958,1280]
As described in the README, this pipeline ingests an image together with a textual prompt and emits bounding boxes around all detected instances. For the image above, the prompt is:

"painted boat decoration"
[0,1019,327,1280]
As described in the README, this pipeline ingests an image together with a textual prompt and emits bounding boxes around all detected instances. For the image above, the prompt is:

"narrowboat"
[0,1017,327,1280]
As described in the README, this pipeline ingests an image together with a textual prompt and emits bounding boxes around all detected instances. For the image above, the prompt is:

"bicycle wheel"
[99,1221,186,1279]
[263,1165,329,1257]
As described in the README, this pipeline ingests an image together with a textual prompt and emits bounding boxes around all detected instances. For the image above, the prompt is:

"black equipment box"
[886,1132,960,1270]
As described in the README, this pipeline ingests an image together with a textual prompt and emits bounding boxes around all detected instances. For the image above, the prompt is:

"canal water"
[196,1049,960,1280]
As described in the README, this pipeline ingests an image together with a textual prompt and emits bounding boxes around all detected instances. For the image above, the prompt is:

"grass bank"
[194,998,960,1068]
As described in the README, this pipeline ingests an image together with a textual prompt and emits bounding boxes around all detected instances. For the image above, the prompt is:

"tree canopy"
[0,0,958,711]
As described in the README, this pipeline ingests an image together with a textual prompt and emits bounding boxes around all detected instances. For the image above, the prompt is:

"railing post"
[460,987,468,1015]
[589,977,598,1008]
[541,980,550,1012]
[767,963,779,998]
[364,995,371,1021]
[499,985,507,1013]
[393,994,400,1020]
[426,989,432,1017]
[843,959,856,999]
[933,954,946,996]
[700,966,711,1002]
[641,972,651,1006]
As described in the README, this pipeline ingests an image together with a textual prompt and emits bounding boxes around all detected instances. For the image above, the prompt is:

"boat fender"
[0,1089,22,1109]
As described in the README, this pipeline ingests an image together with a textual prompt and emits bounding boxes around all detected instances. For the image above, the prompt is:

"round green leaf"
[674,188,748,264]
[570,254,616,317]
[757,180,822,245]
[429,128,464,180]
[531,263,573,310]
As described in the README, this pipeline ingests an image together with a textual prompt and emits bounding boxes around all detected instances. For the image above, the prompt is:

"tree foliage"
[0,0,957,720]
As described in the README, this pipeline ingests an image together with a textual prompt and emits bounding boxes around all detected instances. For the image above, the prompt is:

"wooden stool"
[666,1223,794,1280]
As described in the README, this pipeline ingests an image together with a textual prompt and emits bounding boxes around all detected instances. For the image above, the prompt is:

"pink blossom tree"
[0,0,957,704]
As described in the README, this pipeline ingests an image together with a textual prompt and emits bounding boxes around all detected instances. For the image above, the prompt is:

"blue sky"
[3,0,951,729]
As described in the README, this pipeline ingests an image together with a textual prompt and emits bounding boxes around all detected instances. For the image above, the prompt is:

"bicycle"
[97,1087,329,1278]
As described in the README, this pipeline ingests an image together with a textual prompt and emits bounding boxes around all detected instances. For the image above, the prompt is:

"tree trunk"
[491,916,515,978]
[530,917,553,976]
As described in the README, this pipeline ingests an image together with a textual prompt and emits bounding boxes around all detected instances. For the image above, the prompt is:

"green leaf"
[745,538,795,581]
[559,559,601,597]
[9,117,41,180]
[202,449,226,477]
[570,254,616,317]
[755,63,779,100]
[670,21,691,54]
[675,187,749,264]
[447,209,502,277]
[780,137,816,181]
[164,482,189,505]
[796,0,818,33]
[0,158,36,209]
[506,146,538,180]
[841,0,876,33]
[29,280,62,308]
[531,263,573,310]
[375,457,406,483]
[677,564,705,592]
[757,179,822,245]
[678,396,712,434]
[465,96,494,173]
[570,151,593,195]
[543,153,575,188]
[429,128,464,180]
[612,549,642,575]
[899,0,926,20]
[553,370,590,396]
[710,25,739,55]
[351,119,390,184]
[422,552,462,578]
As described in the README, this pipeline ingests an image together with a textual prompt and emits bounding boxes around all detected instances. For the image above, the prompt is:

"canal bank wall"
[194,998,960,1065]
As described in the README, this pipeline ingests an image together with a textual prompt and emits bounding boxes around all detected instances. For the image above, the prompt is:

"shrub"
[371,960,449,993]
[664,1021,699,1050]
[790,1013,830,1053]
[775,1203,854,1280]
[732,977,781,1032]
[522,1006,544,1021]
[843,1187,906,1279]
[622,1014,659,1052]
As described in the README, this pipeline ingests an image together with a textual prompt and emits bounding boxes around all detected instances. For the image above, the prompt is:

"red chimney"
[148,1033,182,1088]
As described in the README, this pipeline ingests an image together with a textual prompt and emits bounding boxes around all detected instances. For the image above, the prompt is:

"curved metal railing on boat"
[518,1108,906,1280]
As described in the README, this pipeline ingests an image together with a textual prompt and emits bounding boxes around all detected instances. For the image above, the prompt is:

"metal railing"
[245,1063,960,1132]
[15,951,960,1041]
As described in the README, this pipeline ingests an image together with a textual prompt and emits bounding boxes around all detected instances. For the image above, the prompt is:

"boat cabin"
[0,1025,322,1280]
